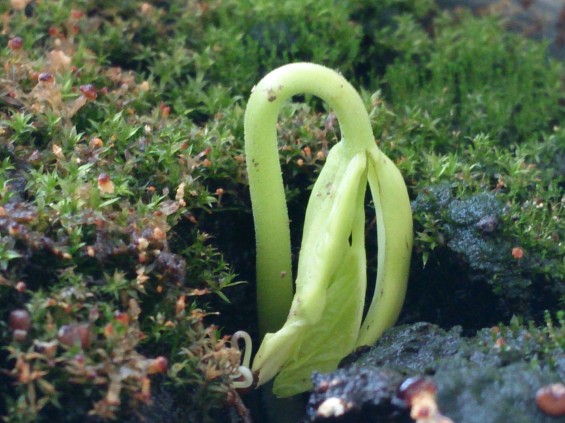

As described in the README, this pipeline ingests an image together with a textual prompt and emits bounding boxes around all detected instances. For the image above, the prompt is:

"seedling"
[242,63,413,397]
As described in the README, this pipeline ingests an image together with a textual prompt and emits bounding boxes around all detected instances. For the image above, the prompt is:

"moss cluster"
[376,11,565,329]
[0,0,563,421]
[0,1,249,421]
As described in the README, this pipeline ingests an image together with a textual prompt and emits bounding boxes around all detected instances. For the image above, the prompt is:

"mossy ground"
[0,0,563,422]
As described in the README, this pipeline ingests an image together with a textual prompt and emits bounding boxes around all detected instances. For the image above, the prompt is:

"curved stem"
[231,330,252,369]
[244,63,375,336]
[230,330,254,389]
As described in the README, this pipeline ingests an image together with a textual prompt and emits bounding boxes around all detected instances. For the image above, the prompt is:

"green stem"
[244,63,375,336]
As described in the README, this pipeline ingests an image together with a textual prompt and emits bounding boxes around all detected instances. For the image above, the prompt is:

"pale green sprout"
[243,63,413,397]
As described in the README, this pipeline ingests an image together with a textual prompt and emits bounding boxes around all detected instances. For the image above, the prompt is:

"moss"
[365,10,565,329]
[0,1,247,421]
[380,11,563,146]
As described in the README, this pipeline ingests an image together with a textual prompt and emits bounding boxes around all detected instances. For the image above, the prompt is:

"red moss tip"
[79,84,97,100]
[38,72,55,83]
[97,173,110,184]
[511,246,524,259]
[114,311,130,326]
[70,9,84,19]
[89,137,104,148]
[48,26,60,37]
[159,103,171,117]
[8,36,23,50]
[9,309,31,332]
[147,356,168,374]
[536,383,565,417]
[398,376,437,405]
[97,173,115,194]
[58,323,92,349]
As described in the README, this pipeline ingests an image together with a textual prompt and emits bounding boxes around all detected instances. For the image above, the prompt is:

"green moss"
[382,12,563,146]
[362,10,564,328]
[0,2,248,420]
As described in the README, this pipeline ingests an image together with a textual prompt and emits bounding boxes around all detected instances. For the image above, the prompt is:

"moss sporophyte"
[236,63,413,397]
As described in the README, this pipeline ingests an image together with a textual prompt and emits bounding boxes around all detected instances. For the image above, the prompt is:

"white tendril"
[230,330,253,389]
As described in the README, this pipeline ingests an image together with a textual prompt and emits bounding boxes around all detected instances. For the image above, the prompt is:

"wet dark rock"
[411,184,454,214]
[351,322,463,374]
[125,380,247,423]
[303,366,409,423]
[475,215,499,233]
[409,185,561,329]
[443,192,507,273]
[436,362,559,423]
[309,323,565,423]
